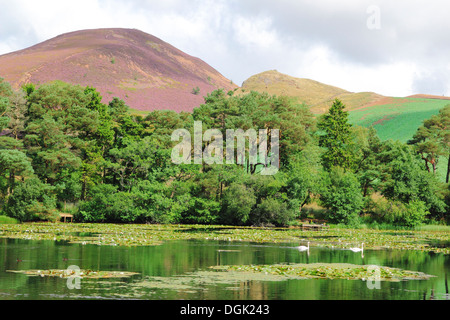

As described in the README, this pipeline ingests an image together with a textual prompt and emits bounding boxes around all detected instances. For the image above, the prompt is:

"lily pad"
[7,269,140,279]
[210,263,436,282]
[1,223,449,254]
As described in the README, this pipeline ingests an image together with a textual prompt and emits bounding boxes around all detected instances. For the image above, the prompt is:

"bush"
[192,87,200,95]
[373,198,428,228]
[0,215,19,224]
[221,183,256,226]
[250,197,296,227]
[76,184,117,222]
[133,180,183,224]
[26,200,60,223]
[320,168,363,226]
[183,197,220,225]
[4,178,57,222]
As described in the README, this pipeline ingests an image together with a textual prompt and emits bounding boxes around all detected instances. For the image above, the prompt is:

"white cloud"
[234,16,278,49]
[296,45,417,96]
[0,0,449,96]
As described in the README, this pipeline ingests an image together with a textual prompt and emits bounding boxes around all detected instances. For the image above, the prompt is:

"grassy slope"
[348,97,450,182]
[348,97,450,142]
[238,70,384,114]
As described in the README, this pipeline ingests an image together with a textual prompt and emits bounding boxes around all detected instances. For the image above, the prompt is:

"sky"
[0,0,449,97]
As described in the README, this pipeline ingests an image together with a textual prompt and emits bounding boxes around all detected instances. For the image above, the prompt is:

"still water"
[0,238,448,300]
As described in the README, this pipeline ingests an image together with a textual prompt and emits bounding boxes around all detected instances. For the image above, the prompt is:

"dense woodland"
[0,78,449,227]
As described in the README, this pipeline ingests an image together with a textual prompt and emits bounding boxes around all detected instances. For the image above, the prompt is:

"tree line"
[0,78,448,227]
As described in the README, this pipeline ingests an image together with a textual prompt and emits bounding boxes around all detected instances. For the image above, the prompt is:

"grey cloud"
[0,2,39,53]
[1,0,450,95]
[412,70,449,96]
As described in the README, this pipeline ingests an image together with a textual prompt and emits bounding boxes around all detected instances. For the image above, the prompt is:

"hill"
[239,70,450,143]
[0,28,237,112]
[238,70,385,114]
[348,97,450,143]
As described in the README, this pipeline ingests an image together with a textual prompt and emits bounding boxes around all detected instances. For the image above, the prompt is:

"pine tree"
[318,99,354,171]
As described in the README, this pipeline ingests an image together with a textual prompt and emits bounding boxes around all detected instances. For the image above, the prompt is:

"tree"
[251,197,295,227]
[318,99,355,171]
[221,183,256,225]
[192,87,200,95]
[353,126,384,197]
[6,90,28,141]
[4,177,56,222]
[320,167,364,225]
[0,96,9,134]
[24,81,105,196]
[378,140,446,219]
[25,114,81,184]
[283,145,322,214]
[193,90,316,172]
[0,149,34,196]
[409,105,450,182]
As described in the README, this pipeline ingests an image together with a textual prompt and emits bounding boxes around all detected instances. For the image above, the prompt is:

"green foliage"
[4,177,57,222]
[0,97,10,132]
[0,149,34,195]
[222,183,256,226]
[0,215,19,224]
[193,90,316,169]
[192,87,200,95]
[377,140,446,218]
[284,146,323,213]
[77,184,117,223]
[372,198,429,228]
[251,197,296,227]
[318,99,355,171]
[184,197,221,225]
[0,77,447,227]
[22,83,35,97]
[409,104,450,182]
[320,167,364,225]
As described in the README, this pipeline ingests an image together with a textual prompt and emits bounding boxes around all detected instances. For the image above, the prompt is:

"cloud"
[0,0,449,96]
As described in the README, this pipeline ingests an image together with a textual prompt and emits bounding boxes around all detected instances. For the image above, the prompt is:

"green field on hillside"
[349,97,450,143]
[349,97,450,182]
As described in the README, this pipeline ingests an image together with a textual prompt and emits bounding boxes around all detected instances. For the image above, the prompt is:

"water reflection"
[0,238,449,300]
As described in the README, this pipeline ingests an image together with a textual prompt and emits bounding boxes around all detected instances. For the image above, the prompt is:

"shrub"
[221,183,256,226]
[0,215,19,224]
[133,180,186,224]
[25,200,60,222]
[320,168,363,225]
[4,178,57,222]
[250,197,296,227]
[183,197,220,225]
[373,198,428,228]
[192,87,200,95]
[76,184,117,222]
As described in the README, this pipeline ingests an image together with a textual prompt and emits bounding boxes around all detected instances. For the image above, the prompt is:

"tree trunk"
[446,155,450,184]
[81,174,87,201]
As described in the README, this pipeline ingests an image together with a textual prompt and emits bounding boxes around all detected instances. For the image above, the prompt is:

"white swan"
[297,242,310,252]
[349,243,364,253]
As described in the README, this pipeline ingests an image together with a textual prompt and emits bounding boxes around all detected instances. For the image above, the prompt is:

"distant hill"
[238,70,385,114]
[0,28,237,112]
[239,70,450,151]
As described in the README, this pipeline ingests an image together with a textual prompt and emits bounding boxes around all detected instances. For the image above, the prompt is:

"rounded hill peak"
[0,28,237,112]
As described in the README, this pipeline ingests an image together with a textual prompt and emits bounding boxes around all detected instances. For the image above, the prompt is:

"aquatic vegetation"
[0,223,449,255]
[128,262,434,295]
[210,263,435,282]
[7,269,140,279]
